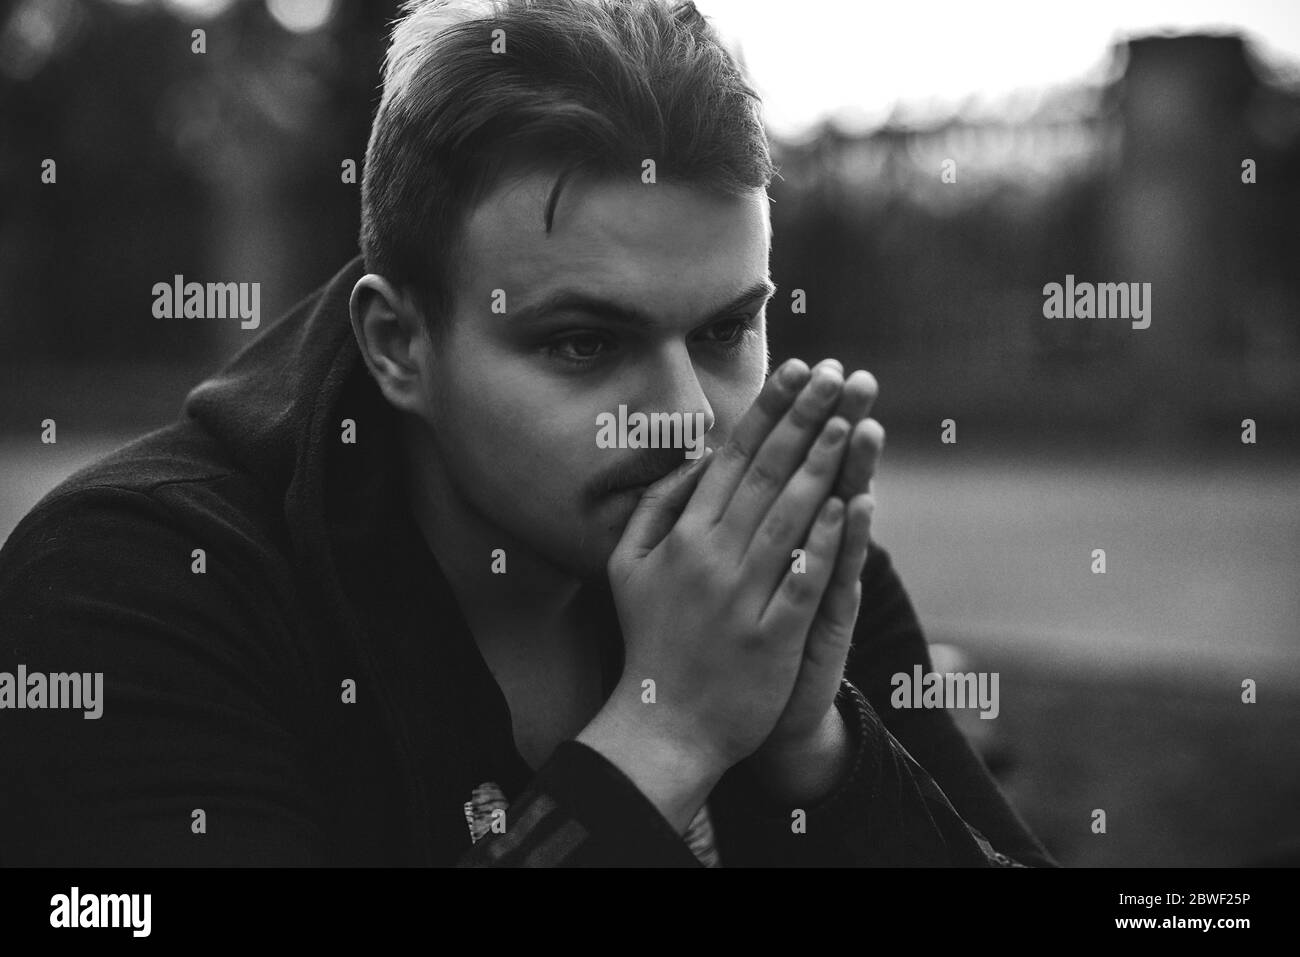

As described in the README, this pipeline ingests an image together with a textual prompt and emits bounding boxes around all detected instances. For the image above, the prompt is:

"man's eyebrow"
[505,278,777,329]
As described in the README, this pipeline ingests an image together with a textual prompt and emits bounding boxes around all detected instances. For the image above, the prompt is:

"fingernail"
[821,416,850,444]
[778,360,808,387]
[812,368,840,397]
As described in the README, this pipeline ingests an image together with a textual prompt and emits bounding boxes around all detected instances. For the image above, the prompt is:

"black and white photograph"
[0,0,1296,929]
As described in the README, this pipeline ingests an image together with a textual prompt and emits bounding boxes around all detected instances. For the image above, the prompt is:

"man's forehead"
[458,171,771,317]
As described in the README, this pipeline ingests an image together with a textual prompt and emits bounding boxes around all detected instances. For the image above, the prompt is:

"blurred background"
[1,0,1297,866]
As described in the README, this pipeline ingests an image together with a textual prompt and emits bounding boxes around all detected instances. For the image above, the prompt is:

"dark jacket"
[0,255,1055,867]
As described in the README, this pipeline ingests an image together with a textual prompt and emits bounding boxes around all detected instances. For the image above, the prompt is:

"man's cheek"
[521,457,588,523]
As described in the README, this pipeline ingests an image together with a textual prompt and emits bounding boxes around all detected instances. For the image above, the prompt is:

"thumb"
[614,447,713,561]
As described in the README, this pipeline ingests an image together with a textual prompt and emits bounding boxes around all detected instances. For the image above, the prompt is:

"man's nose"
[650,341,716,436]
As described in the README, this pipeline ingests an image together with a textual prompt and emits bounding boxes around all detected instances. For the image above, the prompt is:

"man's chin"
[551,491,648,580]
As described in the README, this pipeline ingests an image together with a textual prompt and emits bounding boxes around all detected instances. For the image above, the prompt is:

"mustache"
[588,447,701,499]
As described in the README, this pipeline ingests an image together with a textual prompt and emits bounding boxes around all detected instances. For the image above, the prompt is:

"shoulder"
[2,420,290,588]
[0,420,302,674]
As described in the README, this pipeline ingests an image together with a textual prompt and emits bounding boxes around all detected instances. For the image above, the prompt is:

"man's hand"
[577,357,877,831]
[748,361,883,801]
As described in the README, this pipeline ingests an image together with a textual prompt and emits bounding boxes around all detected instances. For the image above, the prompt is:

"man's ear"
[349,274,431,416]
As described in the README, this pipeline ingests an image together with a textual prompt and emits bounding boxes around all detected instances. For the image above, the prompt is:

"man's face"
[414,171,773,580]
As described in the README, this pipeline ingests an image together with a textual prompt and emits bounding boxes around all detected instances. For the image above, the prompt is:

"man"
[0,0,1054,866]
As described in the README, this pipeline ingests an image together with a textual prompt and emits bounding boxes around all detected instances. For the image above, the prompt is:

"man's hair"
[359,0,776,337]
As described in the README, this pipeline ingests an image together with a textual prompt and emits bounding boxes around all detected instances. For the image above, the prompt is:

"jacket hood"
[183,254,370,518]
[180,252,423,626]
[181,254,414,569]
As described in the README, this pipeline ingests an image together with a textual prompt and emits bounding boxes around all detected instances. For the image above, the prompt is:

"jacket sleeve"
[706,540,1059,867]
[455,741,702,867]
[0,487,326,866]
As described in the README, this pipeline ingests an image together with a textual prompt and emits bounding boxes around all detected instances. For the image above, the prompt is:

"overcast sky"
[697,0,1300,138]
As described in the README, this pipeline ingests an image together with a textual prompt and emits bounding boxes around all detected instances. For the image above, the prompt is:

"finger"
[685,357,810,522]
[786,492,875,705]
[610,447,713,564]
[831,369,877,424]
[744,415,850,595]
[833,417,885,501]
[793,576,860,705]
[760,495,844,631]
[714,363,845,546]
[822,492,874,619]
[830,371,877,497]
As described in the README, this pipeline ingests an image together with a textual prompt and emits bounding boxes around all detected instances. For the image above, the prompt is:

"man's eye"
[707,319,747,342]
[545,332,610,364]
[700,315,756,350]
